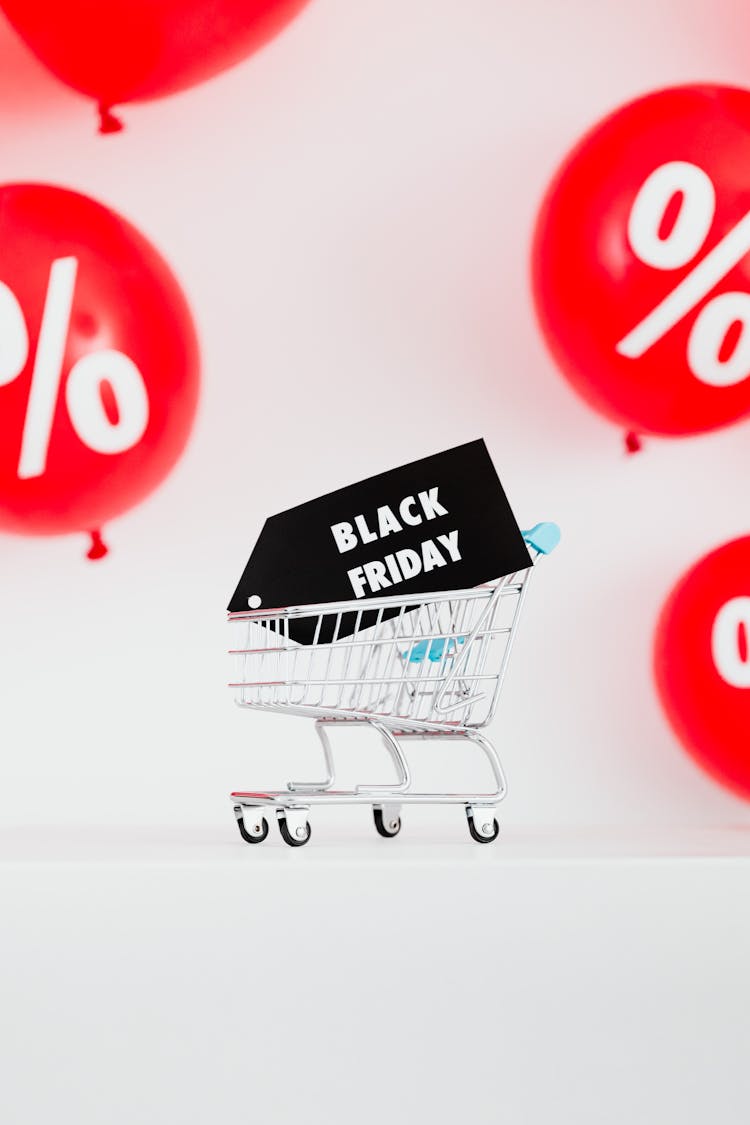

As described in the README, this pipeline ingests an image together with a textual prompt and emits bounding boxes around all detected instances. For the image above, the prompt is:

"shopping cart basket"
[228,521,560,845]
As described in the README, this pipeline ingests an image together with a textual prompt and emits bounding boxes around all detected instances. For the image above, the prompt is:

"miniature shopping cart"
[228,521,560,846]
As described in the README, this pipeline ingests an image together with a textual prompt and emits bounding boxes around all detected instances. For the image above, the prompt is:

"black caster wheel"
[234,806,269,844]
[278,814,312,847]
[466,807,499,843]
[373,807,402,838]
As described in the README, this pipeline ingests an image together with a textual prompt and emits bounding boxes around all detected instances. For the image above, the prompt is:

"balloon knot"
[98,104,124,135]
[87,529,109,560]
[625,431,642,455]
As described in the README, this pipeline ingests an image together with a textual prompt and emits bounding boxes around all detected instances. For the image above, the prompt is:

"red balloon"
[0,183,199,551]
[655,537,750,798]
[0,0,311,129]
[533,85,750,442]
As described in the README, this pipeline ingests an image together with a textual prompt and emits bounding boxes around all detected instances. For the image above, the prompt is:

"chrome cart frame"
[228,522,559,845]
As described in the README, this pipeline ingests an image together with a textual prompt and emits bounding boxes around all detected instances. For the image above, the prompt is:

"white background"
[2,0,750,830]
[3,7,750,1123]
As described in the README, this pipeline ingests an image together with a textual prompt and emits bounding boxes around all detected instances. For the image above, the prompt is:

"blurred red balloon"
[0,0,311,130]
[533,85,750,444]
[655,537,750,799]
[0,15,60,113]
[0,183,199,551]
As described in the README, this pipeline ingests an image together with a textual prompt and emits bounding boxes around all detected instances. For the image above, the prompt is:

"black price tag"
[228,439,531,643]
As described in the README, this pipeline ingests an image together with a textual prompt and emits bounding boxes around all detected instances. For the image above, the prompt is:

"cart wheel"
[234,806,269,844]
[278,814,312,847]
[373,807,402,838]
[466,807,499,843]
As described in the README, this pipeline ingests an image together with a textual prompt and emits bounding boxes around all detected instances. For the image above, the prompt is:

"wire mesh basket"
[228,521,560,846]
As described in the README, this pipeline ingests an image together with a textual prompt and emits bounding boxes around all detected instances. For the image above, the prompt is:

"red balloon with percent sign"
[655,537,750,799]
[0,183,199,555]
[533,84,750,445]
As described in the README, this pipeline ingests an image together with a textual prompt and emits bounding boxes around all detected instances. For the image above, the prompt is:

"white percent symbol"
[0,257,149,480]
[616,160,750,386]
[712,596,750,688]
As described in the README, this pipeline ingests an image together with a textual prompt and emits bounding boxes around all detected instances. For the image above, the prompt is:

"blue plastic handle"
[405,637,465,664]
[522,522,561,555]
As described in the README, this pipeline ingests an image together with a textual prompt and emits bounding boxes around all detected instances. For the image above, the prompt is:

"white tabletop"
[2,823,749,1125]
[2,820,750,863]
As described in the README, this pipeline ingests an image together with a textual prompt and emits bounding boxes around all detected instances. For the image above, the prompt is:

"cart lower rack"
[228,521,560,845]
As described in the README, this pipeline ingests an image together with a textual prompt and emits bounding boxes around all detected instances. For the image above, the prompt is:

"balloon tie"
[86,529,109,560]
[98,104,124,135]
[625,431,642,455]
